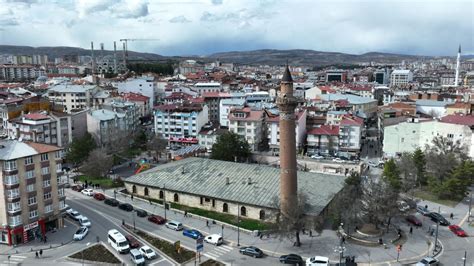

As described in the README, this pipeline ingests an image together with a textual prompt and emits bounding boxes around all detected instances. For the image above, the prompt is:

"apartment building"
[120,92,151,117]
[219,98,246,128]
[194,82,222,94]
[0,140,65,246]
[0,65,46,81]
[47,84,98,113]
[202,92,230,124]
[103,100,140,133]
[117,77,157,107]
[266,110,307,155]
[338,115,364,158]
[307,125,340,156]
[86,109,127,149]
[228,107,265,151]
[154,103,209,144]
[390,70,413,87]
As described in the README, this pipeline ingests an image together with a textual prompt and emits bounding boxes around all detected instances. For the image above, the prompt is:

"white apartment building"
[219,98,246,127]
[390,70,413,87]
[194,83,222,94]
[338,116,364,158]
[0,65,46,81]
[103,100,140,133]
[154,103,209,142]
[228,107,265,151]
[117,77,157,107]
[266,110,307,155]
[47,84,98,113]
[198,126,229,152]
[86,109,127,149]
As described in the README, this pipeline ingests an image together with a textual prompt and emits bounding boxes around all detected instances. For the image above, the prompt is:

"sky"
[0,0,472,56]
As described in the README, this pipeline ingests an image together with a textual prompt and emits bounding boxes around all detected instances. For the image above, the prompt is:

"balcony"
[6,193,20,201]
[8,218,22,227]
[7,208,21,215]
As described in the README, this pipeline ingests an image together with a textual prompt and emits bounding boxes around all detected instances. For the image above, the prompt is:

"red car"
[125,235,140,249]
[449,225,467,237]
[71,185,83,192]
[406,215,422,227]
[93,193,106,201]
[148,215,166,225]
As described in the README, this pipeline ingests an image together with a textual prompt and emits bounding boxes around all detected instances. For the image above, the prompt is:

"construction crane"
[119,38,160,66]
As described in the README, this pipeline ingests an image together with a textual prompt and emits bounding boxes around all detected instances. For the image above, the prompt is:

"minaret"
[455,44,461,86]
[276,65,298,217]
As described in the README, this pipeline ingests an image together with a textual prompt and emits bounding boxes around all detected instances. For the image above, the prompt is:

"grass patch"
[69,243,120,263]
[200,259,226,266]
[135,229,195,263]
[414,189,459,207]
[76,175,124,189]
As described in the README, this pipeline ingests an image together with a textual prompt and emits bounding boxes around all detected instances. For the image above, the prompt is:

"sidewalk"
[104,188,434,265]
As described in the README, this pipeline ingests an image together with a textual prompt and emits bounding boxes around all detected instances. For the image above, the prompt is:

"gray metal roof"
[48,84,97,93]
[415,100,450,107]
[89,109,125,121]
[0,140,38,160]
[125,157,346,215]
[322,93,377,105]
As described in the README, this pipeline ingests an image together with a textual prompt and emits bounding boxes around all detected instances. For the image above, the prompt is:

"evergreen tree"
[66,133,97,166]
[412,148,426,186]
[383,159,401,191]
[210,132,251,162]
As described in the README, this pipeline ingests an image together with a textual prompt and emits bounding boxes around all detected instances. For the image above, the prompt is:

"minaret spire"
[455,44,461,87]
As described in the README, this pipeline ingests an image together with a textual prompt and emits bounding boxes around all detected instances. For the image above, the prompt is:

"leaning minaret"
[455,44,461,86]
[276,65,298,217]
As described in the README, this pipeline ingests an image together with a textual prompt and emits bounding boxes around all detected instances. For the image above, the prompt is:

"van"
[130,248,145,265]
[165,220,183,231]
[108,229,130,254]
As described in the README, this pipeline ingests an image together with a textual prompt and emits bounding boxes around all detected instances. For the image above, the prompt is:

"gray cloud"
[211,0,223,5]
[169,15,191,23]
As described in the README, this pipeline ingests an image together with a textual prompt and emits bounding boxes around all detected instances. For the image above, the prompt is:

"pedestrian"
[409,226,413,234]
[302,228,306,235]
[131,194,134,201]
[35,251,38,258]
[450,213,454,219]
[259,233,263,240]
[342,236,345,244]
[425,204,428,210]
[39,249,42,257]
[44,235,47,243]
[184,211,187,217]
[309,230,312,237]
[206,220,209,227]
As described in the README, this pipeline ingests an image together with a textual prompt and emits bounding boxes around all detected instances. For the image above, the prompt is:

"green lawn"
[69,244,120,263]
[76,175,123,189]
[414,190,459,207]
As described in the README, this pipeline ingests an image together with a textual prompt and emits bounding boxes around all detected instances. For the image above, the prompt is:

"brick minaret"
[276,65,298,217]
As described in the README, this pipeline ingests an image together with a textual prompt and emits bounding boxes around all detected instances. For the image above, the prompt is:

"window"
[26,170,35,179]
[7,202,20,212]
[447,133,454,139]
[43,179,51,188]
[144,187,149,196]
[29,210,38,219]
[58,188,65,196]
[24,156,33,165]
[44,192,51,200]
[132,185,137,194]
[259,210,265,220]
[55,150,62,159]
[40,153,49,161]
[173,193,179,202]
[4,160,17,171]
[9,215,21,226]
[223,203,228,213]
[28,196,37,205]
[240,206,247,216]
[41,167,50,175]
[4,175,19,185]
[159,191,164,199]
[212,199,215,208]
[59,200,66,209]
[26,184,35,192]
[44,204,53,213]
[7,188,19,199]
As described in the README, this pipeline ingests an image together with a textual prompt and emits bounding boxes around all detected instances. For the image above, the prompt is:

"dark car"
[428,212,450,226]
[71,185,83,192]
[135,209,148,217]
[104,198,119,207]
[118,203,134,212]
[239,246,264,258]
[148,215,166,225]
[416,205,431,216]
[93,193,106,201]
[183,229,203,240]
[279,254,303,264]
[406,215,422,227]
[125,234,140,249]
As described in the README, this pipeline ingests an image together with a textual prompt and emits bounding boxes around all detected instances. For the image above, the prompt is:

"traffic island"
[200,259,226,266]
[68,243,121,264]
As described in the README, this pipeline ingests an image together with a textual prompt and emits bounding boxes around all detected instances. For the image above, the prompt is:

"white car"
[204,234,223,246]
[306,256,329,266]
[78,216,91,227]
[82,189,94,196]
[332,158,345,163]
[165,221,183,231]
[69,210,81,221]
[416,256,439,265]
[139,245,157,260]
[310,155,324,160]
[65,205,73,214]
[73,226,89,241]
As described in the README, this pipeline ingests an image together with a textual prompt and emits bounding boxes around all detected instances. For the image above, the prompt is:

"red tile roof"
[202,92,231,98]
[308,125,340,136]
[24,113,50,120]
[440,114,474,126]
[122,92,149,102]
[340,115,364,126]
[26,142,61,153]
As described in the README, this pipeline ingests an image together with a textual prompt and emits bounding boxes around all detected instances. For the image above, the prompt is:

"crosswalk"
[0,254,27,265]
[203,245,233,260]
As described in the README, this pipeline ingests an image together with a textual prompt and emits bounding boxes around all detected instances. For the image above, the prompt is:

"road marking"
[203,252,219,260]
[216,245,233,251]
[458,210,469,227]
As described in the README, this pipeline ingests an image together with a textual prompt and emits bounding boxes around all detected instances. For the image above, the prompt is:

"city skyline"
[0,0,472,57]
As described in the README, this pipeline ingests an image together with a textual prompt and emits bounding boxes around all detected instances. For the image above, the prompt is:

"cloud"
[169,15,191,23]
[211,0,223,5]
[75,0,149,19]
[111,0,149,19]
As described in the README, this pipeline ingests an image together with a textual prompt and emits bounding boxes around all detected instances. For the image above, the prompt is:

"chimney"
[113,41,118,74]
[234,156,237,163]
[247,177,252,185]
[182,166,185,174]
[225,177,230,185]
[91,41,96,74]
[100,43,104,58]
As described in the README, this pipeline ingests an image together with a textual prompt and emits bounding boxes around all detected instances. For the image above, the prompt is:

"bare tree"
[147,134,168,158]
[425,136,467,182]
[80,148,114,178]
[397,152,417,192]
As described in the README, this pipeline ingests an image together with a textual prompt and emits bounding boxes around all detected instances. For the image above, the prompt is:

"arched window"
[159,190,164,199]
[259,210,265,220]
[240,206,247,217]
[223,203,228,213]
[174,193,179,202]
[132,185,137,194]
[144,187,149,196]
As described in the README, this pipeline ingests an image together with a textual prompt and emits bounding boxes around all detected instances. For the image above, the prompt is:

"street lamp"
[433,206,440,254]
[237,203,240,246]
[463,251,467,266]
[133,209,136,230]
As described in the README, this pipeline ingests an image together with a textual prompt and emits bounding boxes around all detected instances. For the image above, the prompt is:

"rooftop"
[89,109,125,121]
[308,125,340,136]
[0,140,61,161]
[415,100,451,107]
[48,84,97,93]
[125,157,345,214]
[321,93,377,105]
[440,114,474,127]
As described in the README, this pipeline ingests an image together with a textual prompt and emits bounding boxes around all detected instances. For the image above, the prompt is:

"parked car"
[448,225,467,237]
[183,229,203,239]
[165,221,183,231]
[368,161,378,167]
[135,209,148,217]
[65,205,73,214]
[239,246,264,258]
[416,256,439,265]
[139,245,157,260]
[397,200,410,212]
[104,198,120,207]
[310,155,324,160]
[69,210,81,221]
[130,248,145,265]
[416,205,431,216]
[73,226,89,241]
[82,189,94,196]
[279,253,303,264]
[306,256,329,266]
[71,185,83,192]
[406,215,422,227]
[148,215,166,225]
[94,193,106,201]
[125,234,141,249]
[332,158,345,163]
[118,203,134,212]
[204,234,223,246]
[428,212,450,226]
[78,216,91,227]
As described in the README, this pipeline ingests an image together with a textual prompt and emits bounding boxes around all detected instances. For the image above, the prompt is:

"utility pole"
[163,184,167,220]
[237,203,240,246]
[433,206,440,254]
[468,177,472,223]
[463,250,467,266]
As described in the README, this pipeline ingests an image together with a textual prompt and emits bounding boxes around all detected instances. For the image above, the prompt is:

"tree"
[383,159,401,191]
[147,134,168,158]
[210,132,251,162]
[66,133,96,167]
[396,152,417,192]
[412,148,427,186]
[80,148,114,178]
[133,129,148,150]
[337,172,363,230]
